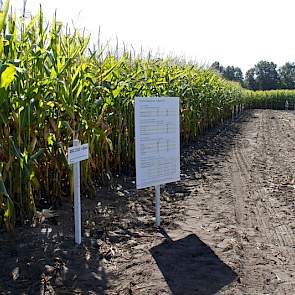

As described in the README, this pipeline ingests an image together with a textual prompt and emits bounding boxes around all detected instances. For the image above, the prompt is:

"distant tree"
[223,66,243,83]
[279,62,295,89]
[210,61,224,74]
[233,67,243,82]
[254,61,280,90]
[223,66,235,80]
[210,62,243,84]
[244,68,257,90]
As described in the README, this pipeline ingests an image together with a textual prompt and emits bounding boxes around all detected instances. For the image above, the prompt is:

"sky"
[11,0,295,74]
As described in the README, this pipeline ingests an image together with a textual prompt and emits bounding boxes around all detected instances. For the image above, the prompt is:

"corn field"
[0,2,250,230]
[246,89,295,109]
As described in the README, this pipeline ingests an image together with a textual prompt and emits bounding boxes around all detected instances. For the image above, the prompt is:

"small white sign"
[68,143,89,164]
[135,97,180,189]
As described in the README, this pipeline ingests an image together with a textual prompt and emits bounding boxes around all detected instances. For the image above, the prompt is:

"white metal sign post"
[68,140,89,244]
[155,184,161,226]
[135,97,180,227]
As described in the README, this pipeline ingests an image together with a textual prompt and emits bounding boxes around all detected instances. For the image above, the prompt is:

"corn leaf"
[0,65,16,89]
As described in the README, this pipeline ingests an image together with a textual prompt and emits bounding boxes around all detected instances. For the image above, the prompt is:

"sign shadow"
[150,231,237,295]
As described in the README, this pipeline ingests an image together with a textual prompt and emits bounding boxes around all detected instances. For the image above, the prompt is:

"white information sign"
[135,97,180,189]
[68,143,89,164]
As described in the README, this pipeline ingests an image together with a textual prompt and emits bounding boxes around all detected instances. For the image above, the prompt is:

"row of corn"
[246,89,295,109]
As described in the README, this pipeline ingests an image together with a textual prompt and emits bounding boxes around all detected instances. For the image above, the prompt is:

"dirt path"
[1,109,295,295]
[105,109,295,295]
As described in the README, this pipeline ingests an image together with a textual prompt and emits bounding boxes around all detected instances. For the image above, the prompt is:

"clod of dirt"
[44,265,55,275]
[11,267,20,280]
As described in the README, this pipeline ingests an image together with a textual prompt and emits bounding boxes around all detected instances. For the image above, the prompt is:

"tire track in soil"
[262,112,295,249]
[232,148,275,245]
[222,115,276,294]
[241,113,293,249]
[227,110,295,294]
[263,111,295,293]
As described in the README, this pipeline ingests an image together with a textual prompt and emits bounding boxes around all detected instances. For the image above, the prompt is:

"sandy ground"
[1,109,295,295]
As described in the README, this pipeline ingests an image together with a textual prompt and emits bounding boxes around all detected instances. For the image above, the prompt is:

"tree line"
[210,61,295,90]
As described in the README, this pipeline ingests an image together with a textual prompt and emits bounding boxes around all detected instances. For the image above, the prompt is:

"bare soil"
[1,109,295,295]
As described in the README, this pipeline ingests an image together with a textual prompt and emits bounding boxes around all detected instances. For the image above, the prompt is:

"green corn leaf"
[0,0,10,33]
[4,194,14,228]
[47,133,55,146]
[9,137,21,159]
[56,142,70,168]
[29,148,45,162]
[0,36,3,55]
[106,137,113,152]
[60,120,73,133]
[0,65,16,89]
[0,171,8,197]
